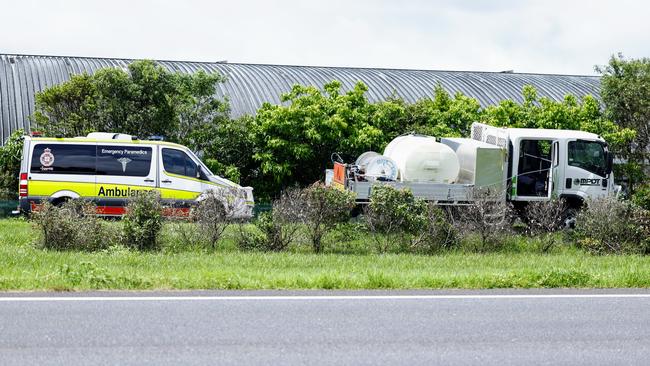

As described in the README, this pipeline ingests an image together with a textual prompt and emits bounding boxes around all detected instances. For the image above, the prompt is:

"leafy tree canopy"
[32,60,228,142]
[597,54,650,190]
[252,81,383,193]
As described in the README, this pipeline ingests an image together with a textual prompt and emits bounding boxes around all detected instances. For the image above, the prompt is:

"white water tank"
[383,134,460,183]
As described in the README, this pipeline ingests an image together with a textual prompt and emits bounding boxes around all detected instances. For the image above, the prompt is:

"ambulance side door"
[158,147,203,205]
[95,144,157,209]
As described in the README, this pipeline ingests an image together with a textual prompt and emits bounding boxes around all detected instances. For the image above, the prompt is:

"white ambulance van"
[17,132,254,218]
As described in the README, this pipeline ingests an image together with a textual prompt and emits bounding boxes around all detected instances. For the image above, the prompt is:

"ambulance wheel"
[51,197,72,207]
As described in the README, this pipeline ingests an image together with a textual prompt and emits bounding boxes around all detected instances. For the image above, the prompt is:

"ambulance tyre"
[51,196,72,207]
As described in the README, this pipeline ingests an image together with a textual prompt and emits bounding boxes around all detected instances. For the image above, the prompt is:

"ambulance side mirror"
[197,165,208,180]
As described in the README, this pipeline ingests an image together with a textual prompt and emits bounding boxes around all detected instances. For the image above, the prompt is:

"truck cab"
[471,123,616,206]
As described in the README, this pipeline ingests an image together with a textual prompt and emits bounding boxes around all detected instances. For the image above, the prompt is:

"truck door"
[549,141,559,199]
[515,139,553,198]
[95,144,157,214]
[564,140,610,199]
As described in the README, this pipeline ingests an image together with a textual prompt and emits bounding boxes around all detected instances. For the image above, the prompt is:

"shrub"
[523,198,568,252]
[300,182,356,253]
[455,187,511,251]
[632,185,650,210]
[236,188,303,252]
[364,185,428,253]
[410,204,459,254]
[32,200,112,251]
[192,188,245,250]
[122,191,163,251]
[574,197,650,254]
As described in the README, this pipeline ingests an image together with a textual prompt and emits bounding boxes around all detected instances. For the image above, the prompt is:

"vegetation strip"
[2,219,650,291]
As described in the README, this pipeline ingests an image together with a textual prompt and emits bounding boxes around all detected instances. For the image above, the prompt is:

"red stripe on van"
[96,206,126,215]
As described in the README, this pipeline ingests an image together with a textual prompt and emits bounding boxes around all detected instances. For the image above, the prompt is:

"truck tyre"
[561,207,578,229]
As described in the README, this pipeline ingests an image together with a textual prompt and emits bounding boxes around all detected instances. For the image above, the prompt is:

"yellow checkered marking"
[29,180,200,200]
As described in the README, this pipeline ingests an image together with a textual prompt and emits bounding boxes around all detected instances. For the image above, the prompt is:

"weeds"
[454,187,511,251]
[32,200,114,251]
[523,198,568,252]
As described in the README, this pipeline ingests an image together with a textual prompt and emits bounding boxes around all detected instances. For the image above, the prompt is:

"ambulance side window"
[30,144,96,174]
[96,146,152,177]
[162,148,197,178]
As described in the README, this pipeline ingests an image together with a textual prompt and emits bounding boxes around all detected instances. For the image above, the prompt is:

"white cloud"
[1,0,648,74]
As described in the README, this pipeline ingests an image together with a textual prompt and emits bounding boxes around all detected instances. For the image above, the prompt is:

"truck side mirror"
[606,152,614,175]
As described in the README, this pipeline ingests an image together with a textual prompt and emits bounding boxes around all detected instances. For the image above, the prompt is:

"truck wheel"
[351,204,364,218]
[561,208,578,229]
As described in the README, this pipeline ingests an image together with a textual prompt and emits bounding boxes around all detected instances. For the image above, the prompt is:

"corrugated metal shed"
[0,53,601,143]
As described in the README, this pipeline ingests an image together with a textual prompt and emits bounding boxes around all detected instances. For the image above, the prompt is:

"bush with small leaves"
[632,185,650,211]
[574,197,650,254]
[192,187,244,250]
[300,182,356,253]
[32,200,113,251]
[236,188,303,251]
[122,191,163,251]
[523,198,568,252]
[364,185,428,253]
[454,187,511,251]
[410,204,459,254]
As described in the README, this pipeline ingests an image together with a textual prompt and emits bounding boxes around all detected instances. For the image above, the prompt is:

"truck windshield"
[568,140,607,177]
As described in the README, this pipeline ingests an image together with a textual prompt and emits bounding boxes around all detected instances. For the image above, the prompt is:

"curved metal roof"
[0,54,601,143]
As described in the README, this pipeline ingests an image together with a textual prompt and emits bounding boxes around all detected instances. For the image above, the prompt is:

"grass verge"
[1,219,649,290]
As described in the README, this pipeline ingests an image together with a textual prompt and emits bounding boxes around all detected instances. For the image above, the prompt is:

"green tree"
[192,115,259,186]
[597,54,650,191]
[0,130,24,200]
[253,81,384,195]
[403,85,481,137]
[481,85,635,156]
[32,60,228,142]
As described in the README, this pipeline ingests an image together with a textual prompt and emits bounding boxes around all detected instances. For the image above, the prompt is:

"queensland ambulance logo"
[117,157,132,172]
[39,148,55,167]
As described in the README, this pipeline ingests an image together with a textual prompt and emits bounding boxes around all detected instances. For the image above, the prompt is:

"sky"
[1,0,648,75]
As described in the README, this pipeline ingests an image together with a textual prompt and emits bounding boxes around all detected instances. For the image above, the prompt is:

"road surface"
[1,289,649,365]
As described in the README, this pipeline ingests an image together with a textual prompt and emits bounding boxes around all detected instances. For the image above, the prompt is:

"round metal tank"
[364,155,398,181]
[383,135,460,183]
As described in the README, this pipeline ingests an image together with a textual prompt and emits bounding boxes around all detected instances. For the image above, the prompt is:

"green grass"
[1,218,649,291]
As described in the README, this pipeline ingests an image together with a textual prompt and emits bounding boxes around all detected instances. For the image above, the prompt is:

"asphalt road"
[1,289,649,366]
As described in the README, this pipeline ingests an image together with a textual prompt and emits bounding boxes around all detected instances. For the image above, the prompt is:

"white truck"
[326,122,617,211]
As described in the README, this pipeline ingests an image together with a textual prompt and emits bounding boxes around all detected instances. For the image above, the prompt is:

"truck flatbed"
[344,180,477,204]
